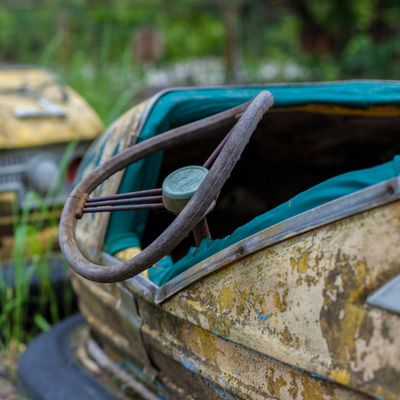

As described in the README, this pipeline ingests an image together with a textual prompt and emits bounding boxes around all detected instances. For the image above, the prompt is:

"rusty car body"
[22,82,400,399]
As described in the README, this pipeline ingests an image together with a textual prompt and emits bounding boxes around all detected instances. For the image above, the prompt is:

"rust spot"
[273,289,288,312]
[281,325,300,349]
[387,183,396,195]
[288,371,299,398]
[329,369,350,386]
[290,252,309,274]
[301,379,325,400]
[304,274,318,287]
[265,367,287,398]
[236,246,245,256]
[218,286,234,309]
[320,252,367,366]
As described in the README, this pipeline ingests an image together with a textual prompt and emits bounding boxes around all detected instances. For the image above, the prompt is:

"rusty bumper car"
[20,82,400,399]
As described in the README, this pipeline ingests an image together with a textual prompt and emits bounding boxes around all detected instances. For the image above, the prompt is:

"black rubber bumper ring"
[18,314,113,400]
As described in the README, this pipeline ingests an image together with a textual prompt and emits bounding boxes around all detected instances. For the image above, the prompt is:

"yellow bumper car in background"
[0,66,103,259]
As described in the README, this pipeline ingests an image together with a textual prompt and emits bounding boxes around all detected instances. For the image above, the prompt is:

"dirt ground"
[0,352,25,400]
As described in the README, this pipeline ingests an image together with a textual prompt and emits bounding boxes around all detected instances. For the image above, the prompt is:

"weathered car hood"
[0,67,103,149]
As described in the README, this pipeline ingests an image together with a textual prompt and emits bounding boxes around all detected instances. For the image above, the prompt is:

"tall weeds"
[0,143,79,349]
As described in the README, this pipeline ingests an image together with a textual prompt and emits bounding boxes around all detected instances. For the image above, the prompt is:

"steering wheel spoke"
[86,188,162,203]
[81,202,165,215]
[76,188,165,218]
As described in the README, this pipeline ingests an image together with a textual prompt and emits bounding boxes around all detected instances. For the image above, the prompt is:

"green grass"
[0,144,79,349]
[39,34,146,126]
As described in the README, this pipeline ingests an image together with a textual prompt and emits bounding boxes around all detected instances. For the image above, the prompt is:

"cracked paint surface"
[163,202,400,399]
[72,199,400,399]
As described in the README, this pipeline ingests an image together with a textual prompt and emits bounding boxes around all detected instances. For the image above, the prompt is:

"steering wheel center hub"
[162,165,208,214]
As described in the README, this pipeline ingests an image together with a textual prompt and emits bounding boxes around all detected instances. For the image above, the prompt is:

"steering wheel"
[59,91,273,283]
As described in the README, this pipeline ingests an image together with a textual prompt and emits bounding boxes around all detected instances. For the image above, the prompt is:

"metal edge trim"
[104,177,400,304]
[155,177,400,303]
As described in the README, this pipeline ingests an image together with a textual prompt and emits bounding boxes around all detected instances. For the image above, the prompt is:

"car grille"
[0,153,28,185]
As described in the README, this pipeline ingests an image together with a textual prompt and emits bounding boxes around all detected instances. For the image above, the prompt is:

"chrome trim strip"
[101,252,158,302]
[124,274,158,302]
[103,177,400,304]
[156,177,400,303]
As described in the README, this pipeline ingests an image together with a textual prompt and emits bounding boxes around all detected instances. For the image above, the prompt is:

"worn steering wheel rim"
[59,91,274,283]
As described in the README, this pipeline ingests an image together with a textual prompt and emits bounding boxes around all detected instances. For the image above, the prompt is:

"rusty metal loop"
[59,91,274,283]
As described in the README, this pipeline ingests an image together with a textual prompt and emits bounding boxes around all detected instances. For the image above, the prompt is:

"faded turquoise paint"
[149,156,400,285]
[257,311,273,322]
[78,82,400,283]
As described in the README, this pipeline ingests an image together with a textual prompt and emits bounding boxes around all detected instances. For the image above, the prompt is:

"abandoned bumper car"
[20,82,400,399]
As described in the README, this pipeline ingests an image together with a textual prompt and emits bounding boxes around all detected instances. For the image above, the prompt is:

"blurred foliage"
[0,0,397,121]
[0,143,78,348]
[0,0,398,77]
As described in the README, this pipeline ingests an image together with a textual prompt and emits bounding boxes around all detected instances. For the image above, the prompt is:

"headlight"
[27,156,59,195]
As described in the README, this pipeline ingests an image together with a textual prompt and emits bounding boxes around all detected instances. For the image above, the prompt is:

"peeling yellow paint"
[218,286,234,309]
[290,252,309,281]
[273,289,288,312]
[265,369,288,398]
[281,325,300,349]
[301,379,326,400]
[186,299,203,309]
[0,67,103,149]
[330,369,351,385]
[298,253,309,274]
[164,202,400,399]
[181,324,220,364]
